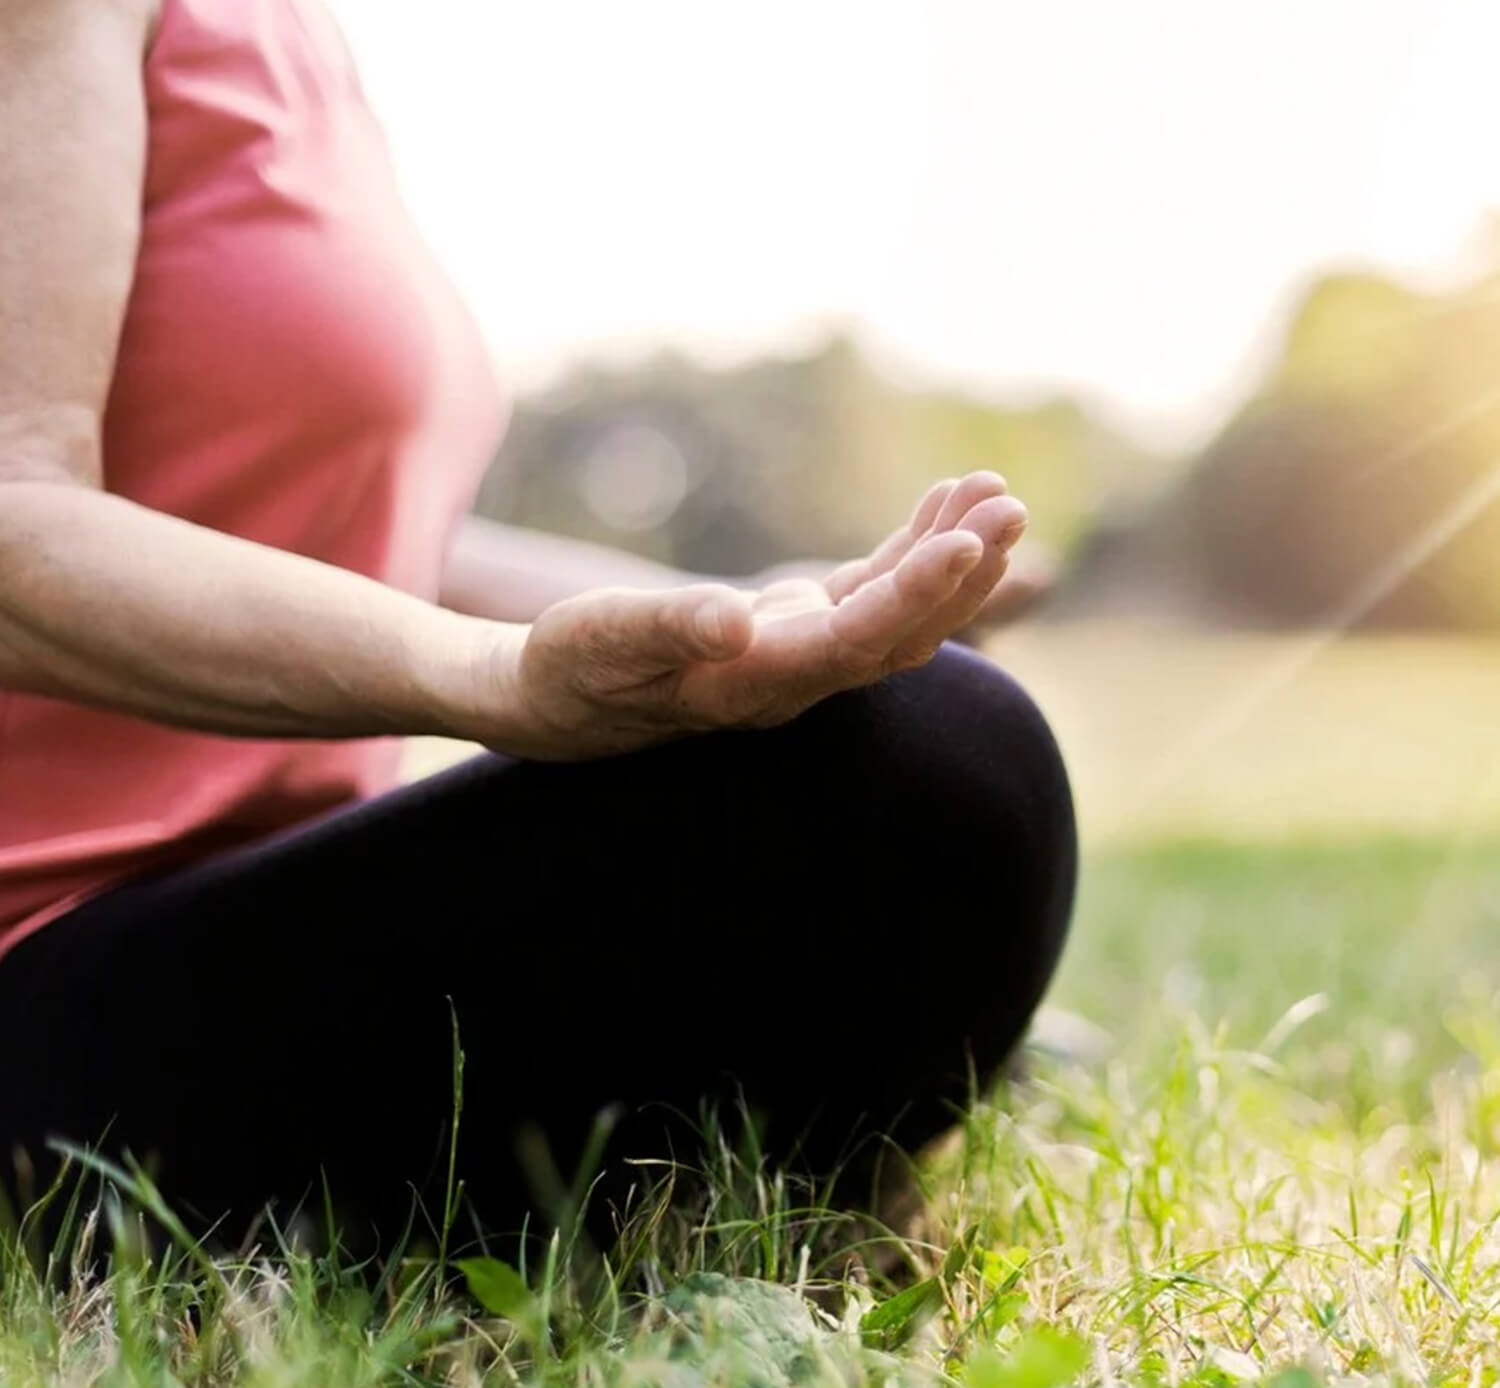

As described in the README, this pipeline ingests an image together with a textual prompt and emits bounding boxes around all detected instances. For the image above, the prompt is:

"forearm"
[0,482,514,741]
[440,514,1054,634]
[440,514,702,622]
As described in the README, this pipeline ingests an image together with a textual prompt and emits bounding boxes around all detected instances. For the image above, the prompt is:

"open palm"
[499,472,1027,759]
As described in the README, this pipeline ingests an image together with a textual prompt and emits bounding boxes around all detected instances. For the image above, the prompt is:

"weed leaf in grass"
[456,1257,532,1320]
[662,1273,832,1387]
[982,1247,1030,1293]
[859,1276,945,1350]
[1260,1372,1321,1388]
[861,1225,986,1350]
[964,1328,1088,1388]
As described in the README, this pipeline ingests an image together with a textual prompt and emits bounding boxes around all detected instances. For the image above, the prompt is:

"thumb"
[601,584,754,673]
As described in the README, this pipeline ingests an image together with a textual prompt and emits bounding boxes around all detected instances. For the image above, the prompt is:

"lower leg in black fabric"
[659,643,1079,1204]
[0,644,1076,1253]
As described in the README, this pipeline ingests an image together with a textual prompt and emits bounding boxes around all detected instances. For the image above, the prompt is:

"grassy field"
[992,623,1500,845]
[7,629,1500,1385]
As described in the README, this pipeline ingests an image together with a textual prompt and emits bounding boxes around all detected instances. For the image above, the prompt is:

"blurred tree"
[1061,255,1500,630]
[471,335,1147,578]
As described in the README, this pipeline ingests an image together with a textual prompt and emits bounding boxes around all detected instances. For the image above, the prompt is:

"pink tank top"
[0,0,507,957]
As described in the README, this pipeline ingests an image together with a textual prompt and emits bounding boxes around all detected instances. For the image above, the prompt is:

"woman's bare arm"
[440,514,693,623]
[440,513,1057,629]
[0,0,1030,765]
[0,0,512,743]
[0,482,508,739]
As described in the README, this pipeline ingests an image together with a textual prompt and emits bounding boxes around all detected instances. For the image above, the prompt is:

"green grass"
[5,833,1500,1385]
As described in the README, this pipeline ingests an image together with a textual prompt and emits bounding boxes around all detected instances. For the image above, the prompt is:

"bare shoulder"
[0,0,157,56]
[0,0,156,488]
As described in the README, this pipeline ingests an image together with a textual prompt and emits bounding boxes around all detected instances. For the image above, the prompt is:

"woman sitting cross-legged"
[0,0,1076,1251]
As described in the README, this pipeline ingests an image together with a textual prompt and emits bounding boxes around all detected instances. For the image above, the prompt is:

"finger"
[910,475,962,533]
[823,535,896,605]
[826,529,984,668]
[584,584,754,679]
[824,478,958,603]
[894,495,1029,662]
[925,470,1008,537]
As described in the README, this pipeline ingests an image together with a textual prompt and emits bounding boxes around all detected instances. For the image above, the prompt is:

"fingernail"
[694,600,724,647]
[997,505,1029,542]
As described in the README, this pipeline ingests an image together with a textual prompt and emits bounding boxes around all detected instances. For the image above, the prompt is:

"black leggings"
[0,645,1076,1250]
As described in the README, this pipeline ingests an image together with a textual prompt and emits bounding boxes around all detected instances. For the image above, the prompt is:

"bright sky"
[330,0,1500,449]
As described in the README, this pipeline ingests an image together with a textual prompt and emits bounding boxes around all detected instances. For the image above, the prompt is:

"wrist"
[408,609,532,747]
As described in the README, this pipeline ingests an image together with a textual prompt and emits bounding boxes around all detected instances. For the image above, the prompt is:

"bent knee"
[797,641,1076,895]
[794,643,1078,1065]
[829,644,1073,819]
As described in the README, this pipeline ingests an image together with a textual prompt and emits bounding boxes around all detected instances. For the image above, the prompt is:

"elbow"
[0,402,105,489]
